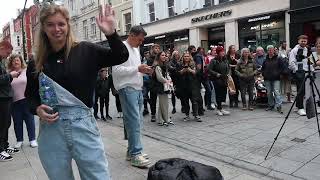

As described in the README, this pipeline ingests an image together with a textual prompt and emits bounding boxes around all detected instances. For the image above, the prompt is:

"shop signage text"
[191,10,232,23]
[248,15,270,22]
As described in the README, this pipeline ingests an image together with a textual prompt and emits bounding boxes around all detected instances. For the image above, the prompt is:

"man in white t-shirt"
[112,26,153,168]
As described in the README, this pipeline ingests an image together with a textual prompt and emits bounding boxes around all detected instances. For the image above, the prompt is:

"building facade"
[2,23,11,43]
[65,0,133,44]
[65,0,103,43]
[111,0,133,37]
[289,0,320,47]
[135,0,290,52]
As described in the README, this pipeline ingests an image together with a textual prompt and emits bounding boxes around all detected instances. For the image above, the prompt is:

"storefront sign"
[191,10,232,23]
[248,15,270,22]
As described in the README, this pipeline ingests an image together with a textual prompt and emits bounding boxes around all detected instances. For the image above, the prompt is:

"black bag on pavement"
[147,158,223,180]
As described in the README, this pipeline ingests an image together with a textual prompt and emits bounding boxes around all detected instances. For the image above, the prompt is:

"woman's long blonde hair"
[180,51,195,67]
[35,4,76,72]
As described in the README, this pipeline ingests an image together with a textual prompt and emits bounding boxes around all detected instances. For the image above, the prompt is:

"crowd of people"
[1,2,320,179]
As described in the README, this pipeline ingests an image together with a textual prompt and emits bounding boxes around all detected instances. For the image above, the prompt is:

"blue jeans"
[11,98,36,142]
[265,80,282,108]
[118,87,143,156]
[38,73,110,180]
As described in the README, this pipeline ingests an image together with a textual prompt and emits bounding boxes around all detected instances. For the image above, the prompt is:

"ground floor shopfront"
[142,0,290,52]
[289,4,320,47]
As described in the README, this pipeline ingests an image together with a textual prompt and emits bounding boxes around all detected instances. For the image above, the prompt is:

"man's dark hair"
[187,45,196,52]
[129,26,147,36]
[297,35,308,40]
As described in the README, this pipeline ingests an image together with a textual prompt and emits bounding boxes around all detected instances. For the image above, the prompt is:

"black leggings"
[0,99,12,152]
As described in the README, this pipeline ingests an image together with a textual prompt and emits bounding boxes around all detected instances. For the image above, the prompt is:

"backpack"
[147,158,223,180]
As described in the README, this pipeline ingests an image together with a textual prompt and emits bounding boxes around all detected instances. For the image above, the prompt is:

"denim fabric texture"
[38,73,111,180]
[118,87,143,156]
[265,80,282,108]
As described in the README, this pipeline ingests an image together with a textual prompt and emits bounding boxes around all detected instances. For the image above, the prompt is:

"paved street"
[2,76,320,180]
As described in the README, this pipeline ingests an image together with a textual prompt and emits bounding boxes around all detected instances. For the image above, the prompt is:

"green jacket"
[235,58,257,81]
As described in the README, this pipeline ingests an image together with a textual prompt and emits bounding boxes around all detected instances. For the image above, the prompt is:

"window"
[17,36,20,46]
[204,0,213,7]
[148,3,155,22]
[83,20,88,39]
[123,13,132,34]
[219,0,230,4]
[167,0,175,17]
[69,0,74,10]
[90,17,96,37]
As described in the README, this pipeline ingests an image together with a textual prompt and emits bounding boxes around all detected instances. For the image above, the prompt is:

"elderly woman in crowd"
[235,48,257,110]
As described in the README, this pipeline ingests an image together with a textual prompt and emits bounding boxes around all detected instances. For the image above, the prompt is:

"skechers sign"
[191,10,232,23]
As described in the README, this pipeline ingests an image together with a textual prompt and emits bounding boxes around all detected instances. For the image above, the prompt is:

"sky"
[0,0,34,30]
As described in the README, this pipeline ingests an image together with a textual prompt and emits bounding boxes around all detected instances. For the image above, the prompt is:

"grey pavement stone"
[260,156,304,174]
[230,174,263,180]
[293,163,320,180]
[279,146,320,163]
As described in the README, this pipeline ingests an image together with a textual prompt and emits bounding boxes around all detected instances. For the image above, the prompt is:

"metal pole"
[22,0,28,61]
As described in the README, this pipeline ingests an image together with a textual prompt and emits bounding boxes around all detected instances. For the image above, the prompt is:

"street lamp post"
[21,0,28,61]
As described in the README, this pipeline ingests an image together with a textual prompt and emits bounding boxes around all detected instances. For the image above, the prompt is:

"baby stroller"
[253,76,268,106]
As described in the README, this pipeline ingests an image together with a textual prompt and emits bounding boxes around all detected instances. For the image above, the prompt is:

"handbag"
[163,73,174,94]
[227,75,236,95]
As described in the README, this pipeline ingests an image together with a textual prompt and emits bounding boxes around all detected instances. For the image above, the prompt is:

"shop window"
[167,0,175,17]
[123,12,132,34]
[239,14,285,51]
[83,20,88,39]
[219,0,230,4]
[148,2,155,22]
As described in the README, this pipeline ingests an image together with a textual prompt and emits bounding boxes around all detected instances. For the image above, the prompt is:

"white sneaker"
[221,109,230,115]
[30,140,38,148]
[216,110,223,116]
[211,103,216,109]
[297,109,306,116]
[14,142,23,149]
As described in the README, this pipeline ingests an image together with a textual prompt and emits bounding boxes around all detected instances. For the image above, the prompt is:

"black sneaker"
[265,106,274,111]
[94,115,100,120]
[198,111,204,116]
[172,108,176,114]
[101,116,106,121]
[151,115,156,122]
[168,121,174,125]
[143,110,149,116]
[0,151,13,162]
[106,115,113,120]
[277,106,283,114]
[194,116,202,122]
[6,147,20,155]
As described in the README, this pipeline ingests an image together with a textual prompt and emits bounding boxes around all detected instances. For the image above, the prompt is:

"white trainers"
[211,103,216,109]
[297,109,306,116]
[221,109,230,115]
[216,110,223,116]
[30,140,38,148]
[14,142,23,149]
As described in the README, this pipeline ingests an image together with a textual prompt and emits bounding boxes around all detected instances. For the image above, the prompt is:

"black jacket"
[25,33,129,114]
[0,59,13,99]
[96,76,111,97]
[261,55,285,81]
[208,56,230,86]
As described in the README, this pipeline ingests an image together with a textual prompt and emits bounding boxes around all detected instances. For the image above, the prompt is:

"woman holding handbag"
[153,51,174,126]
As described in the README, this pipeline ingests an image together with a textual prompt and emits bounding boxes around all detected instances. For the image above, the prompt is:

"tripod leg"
[265,75,307,160]
[311,80,320,137]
